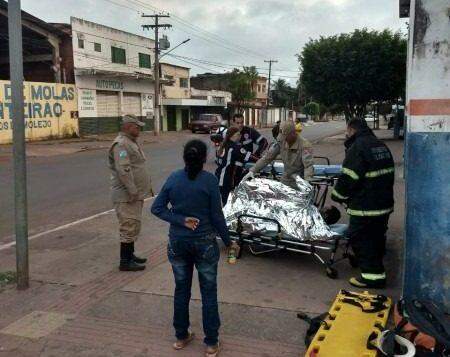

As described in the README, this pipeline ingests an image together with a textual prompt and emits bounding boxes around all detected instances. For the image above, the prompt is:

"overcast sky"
[21,0,407,85]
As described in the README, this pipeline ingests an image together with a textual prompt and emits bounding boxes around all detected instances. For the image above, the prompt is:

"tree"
[271,79,297,108]
[229,66,258,112]
[298,29,407,119]
[304,102,320,120]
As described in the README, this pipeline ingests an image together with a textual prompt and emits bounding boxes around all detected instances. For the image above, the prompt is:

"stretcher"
[230,158,354,279]
[303,290,392,357]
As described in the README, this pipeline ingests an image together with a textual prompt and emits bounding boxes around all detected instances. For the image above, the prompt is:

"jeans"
[167,234,220,346]
[329,223,348,236]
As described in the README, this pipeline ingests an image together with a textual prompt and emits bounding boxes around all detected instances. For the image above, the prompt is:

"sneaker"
[173,331,195,350]
[205,342,221,357]
[349,276,386,289]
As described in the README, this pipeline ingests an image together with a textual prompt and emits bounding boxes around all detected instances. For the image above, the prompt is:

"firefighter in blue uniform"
[331,118,395,289]
[215,126,256,205]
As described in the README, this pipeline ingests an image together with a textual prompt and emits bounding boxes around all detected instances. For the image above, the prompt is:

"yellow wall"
[0,81,78,144]
[161,64,190,99]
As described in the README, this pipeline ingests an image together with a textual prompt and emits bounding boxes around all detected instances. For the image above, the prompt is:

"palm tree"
[272,78,294,108]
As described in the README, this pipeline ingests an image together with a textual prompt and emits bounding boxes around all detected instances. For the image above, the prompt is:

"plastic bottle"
[227,247,237,264]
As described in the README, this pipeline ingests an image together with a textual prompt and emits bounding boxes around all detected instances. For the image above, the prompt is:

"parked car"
[364,114,376,122]
[189,113,222,133]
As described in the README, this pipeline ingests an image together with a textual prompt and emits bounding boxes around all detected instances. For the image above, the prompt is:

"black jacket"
[215,142,254,189]
[240,126,268,157]
[331,129,395,216]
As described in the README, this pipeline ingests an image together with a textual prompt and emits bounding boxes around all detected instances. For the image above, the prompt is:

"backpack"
[393,298,450,356]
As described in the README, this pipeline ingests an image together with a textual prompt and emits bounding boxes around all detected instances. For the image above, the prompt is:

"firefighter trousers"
[347,214,390,278]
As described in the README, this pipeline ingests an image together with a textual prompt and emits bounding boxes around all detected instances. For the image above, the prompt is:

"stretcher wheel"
[348,254,358,268]
[326,267,338,279]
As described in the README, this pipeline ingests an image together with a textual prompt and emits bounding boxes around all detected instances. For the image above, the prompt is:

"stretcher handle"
[237,214,282,234]
[313,156,331,165]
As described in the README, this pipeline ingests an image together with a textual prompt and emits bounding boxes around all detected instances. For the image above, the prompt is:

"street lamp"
[159,38,191,60]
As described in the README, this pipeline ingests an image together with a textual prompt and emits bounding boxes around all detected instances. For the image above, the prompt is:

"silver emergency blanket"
[223,176,338,241]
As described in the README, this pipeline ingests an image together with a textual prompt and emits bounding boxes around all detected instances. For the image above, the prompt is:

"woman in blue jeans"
[151,139,239,357]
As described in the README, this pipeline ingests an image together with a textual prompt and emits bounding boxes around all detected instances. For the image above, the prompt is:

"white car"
[364,115,376,122]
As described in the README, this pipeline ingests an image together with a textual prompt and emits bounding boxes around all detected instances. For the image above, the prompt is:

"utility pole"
[142,14,172,136]
[264,59,277,109]
[8,0,29,289]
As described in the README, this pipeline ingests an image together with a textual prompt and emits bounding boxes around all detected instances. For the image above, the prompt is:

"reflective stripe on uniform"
[219,148,233,186]
[235,161,243,167]
[365,167,395,178]
[342,167,359,180]
[242,139,253,145]
[347,207,393,216]
[256,135,263,143]
[362,272,386,281]
[244,151,251,161]
[331,189,348,200]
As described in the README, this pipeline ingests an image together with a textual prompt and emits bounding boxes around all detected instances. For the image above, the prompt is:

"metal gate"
[122,93,141,116]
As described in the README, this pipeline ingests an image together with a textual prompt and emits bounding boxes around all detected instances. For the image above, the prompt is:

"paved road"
[0,121,345,240]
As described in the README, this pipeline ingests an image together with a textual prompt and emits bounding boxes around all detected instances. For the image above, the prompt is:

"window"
[257,84,261,92]
[179,78,189,88]
[78,39,84,49]
[138,53,151,69]
[262,85,266,93]
[111,46,126,64]
[94,43,101,52]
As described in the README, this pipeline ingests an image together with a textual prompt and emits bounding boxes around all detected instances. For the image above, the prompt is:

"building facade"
[71,17,156,136]
[190,72,268,108]
[160,64,231,131]
[0,2,79,143]
[190,72,270,126]
[0,0,74,84]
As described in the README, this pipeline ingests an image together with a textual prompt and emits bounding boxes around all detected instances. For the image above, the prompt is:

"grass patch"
[0,271,16,288]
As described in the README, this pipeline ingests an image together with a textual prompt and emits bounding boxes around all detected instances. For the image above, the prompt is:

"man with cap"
[243,120,314,188]
[108,114,153,271]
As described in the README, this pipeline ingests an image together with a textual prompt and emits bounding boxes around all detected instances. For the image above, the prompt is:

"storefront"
[0,80,78,144]
[75,70,155,136]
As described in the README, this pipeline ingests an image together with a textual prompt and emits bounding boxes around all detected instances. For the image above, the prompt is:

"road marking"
[0,196,156,252]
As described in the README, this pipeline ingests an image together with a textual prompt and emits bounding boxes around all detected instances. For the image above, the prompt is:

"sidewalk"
[0,130,405,356]
[0,131,189,158]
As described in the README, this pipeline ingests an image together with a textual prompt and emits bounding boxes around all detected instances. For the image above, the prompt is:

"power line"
[169,56,223,74]
[166,54,299,79]
[124,0,268,58]
[165,53,300,74]
[100,0,143,13]
[99,0,268,62]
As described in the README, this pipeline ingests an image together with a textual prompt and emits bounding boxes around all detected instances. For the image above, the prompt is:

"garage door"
[97,91,119,117]
[122,93,141,116]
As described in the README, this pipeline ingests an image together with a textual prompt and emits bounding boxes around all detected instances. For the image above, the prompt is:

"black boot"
[119,243,145,271]
[131,242,147,264]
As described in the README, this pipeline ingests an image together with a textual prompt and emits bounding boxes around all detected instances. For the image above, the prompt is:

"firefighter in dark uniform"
[331,118,395,288]
[215,126,256,205]
[231,113,268,157]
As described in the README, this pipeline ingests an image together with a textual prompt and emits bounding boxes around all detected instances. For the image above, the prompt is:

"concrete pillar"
[47,36,61,83]
[403,0,450,312]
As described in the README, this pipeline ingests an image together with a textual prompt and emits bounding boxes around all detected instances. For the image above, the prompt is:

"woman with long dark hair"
[215,127,256,205]
[151,139,239,357]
